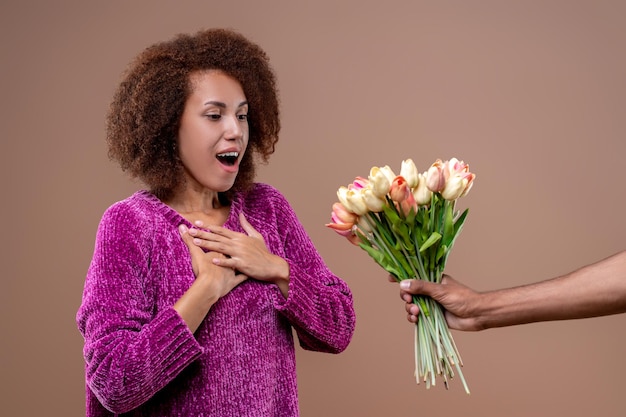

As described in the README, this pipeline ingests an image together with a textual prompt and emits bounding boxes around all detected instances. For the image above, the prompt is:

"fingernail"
[178,224,188,234]
[400,280,410,289]
[188,228,198,236]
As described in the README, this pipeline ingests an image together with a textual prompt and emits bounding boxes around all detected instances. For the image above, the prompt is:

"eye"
[205,113,221,120]
[238,113,248,121]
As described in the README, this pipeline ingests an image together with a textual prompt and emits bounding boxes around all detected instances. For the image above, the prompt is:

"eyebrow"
[203,100,249,108]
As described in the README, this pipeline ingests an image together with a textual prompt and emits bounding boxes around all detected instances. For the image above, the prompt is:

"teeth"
[217,152,239,158]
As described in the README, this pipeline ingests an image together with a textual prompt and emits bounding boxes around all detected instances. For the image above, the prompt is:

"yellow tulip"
[362,188,386,212]
[380,165,397,184]
[336,186,352,212]
[413,172,432,206]
[400,158,419,188]
[368,166,391,198]
[346,188,369,216]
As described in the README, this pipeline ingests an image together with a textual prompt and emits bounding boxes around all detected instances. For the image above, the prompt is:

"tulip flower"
[413,172,432,206]
[331,202,357,225]
[389,176,411,203]
[400,158,419,188]
[336,186,353,213]
[399,191,417,216]
[368,166,392,198]
[380,165,397,184]
[441,158,476,200]
[362,187,386,212]
[443,158,467,179]
[351,176,369,190]
[460,173,475,197]
[357,216,373,233]
[345,188,369,216]
[441,172,474,200]
[326,156,474,394]
[390,176,418,216]
[325,202,360,245]
[426,159,445,192]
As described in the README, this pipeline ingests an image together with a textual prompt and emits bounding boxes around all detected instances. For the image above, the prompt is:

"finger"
[405,303,419,316]
[211,256,236,269]
[233,272,248,287]
[239,213,262,239]
[200,224,237,239]
[179,225,202,254]
[400,292,413,303]
[188,227,219,241]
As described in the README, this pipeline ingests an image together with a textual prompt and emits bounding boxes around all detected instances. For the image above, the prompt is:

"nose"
[224,114,243,140]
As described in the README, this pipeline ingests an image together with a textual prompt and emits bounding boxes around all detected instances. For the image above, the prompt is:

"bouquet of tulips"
[326,157,475,394]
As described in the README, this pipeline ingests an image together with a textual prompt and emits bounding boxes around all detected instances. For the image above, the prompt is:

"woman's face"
[177,70,249,194]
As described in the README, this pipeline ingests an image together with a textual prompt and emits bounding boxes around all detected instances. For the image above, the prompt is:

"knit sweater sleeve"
[254,185,356,354]
[76,201,203,414]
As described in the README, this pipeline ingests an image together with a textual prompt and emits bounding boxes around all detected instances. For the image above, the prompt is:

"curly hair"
[106,28,280,202]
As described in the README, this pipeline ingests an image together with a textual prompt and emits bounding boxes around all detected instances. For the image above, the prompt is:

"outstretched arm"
[397,250,626,331]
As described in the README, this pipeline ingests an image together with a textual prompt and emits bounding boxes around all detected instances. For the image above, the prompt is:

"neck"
[165,188,225,215]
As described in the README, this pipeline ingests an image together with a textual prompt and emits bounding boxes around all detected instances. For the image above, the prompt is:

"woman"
[76,28,355,417]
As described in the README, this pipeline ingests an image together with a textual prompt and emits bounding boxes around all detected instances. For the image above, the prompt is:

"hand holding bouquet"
[326,158,475,393]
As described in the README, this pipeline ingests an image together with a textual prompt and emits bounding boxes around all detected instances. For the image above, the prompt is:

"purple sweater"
[76,183,355,416]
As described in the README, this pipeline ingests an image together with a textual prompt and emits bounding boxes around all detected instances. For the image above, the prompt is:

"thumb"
[233,272,249,288]
[400,279,439,297]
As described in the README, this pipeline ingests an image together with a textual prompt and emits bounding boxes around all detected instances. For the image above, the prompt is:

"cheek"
[242,130,250,151]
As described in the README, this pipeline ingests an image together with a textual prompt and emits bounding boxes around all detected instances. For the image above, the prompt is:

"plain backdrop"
[1,1,625,416]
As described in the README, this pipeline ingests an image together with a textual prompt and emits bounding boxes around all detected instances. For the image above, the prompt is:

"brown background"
[1,1,625,416]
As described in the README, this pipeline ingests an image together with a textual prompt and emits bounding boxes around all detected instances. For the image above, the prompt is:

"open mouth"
[216,151,239,166]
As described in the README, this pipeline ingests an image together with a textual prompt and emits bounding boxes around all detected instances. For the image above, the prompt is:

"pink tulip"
[441,158,476,200]
[399,191,418,216]
[325,202,363,246]
[332,202,357,224]
[351,176,369,190]
[389,176,411,202]
[460,172,475,197]
[390,176,417,216]
[443,158,467,180]
[325,202,356,233]
[426,159,446,192]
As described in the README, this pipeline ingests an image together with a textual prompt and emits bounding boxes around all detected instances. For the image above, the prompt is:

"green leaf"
[382,203,402,225]
[419,232,441,253]
[392,222,414,251]
[442,201,455,247]
[436,244,447,262]
[454,208,469,235]
[359,243,386,264]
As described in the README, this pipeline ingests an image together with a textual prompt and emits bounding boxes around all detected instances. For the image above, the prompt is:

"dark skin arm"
[395,250,626,331]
